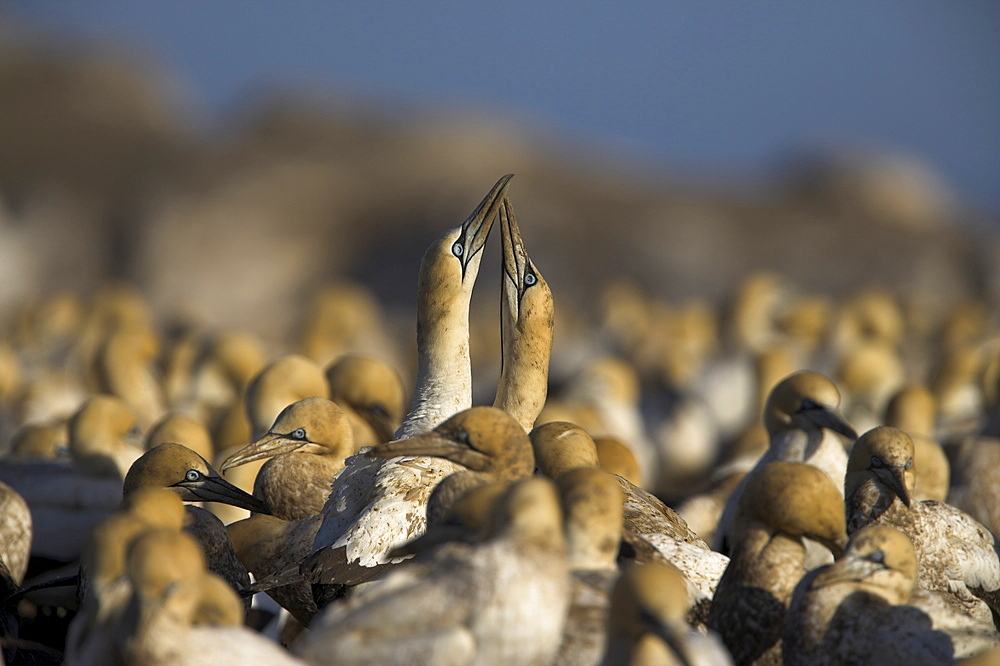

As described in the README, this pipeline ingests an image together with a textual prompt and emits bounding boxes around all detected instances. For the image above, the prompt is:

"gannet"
[783,525,1000,665]
[7,420,69,460]
[884,384,950,502]
[708,461,847,665]
[593,435,642,487]
[69,394,144,480]
[601,563,733,666]
[295,476,571,666]
[292,175,512,589]
[212,352,329,524]
[119,528,303,666]
[92,327,166,429]
[836,340,905,435]
[66,488,187,664]
[123,442,270,610]
[145,413,214,463]
[491,195,554,432]
[325,354,406,447]
[714,371,857,557]
[529,421,728,608]
[845,425,1000,625]
[221,397,356,519]
[949,365,1000,537]
[553,468,624,666]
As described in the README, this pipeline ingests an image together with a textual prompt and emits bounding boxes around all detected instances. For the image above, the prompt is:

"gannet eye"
[800,398,821,411]
[869,549,885,564]
[524,273,537,287]
[904,459,913,470]
[452,430,471,446]
[292,428,307,440]
[452,242,464,257]
[370,403,388,417]
[871,456,885,469]
[185,469,201,482]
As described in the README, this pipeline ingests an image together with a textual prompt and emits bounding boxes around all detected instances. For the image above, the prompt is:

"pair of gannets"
[845,426,1000,626]
[714,371,857,559]
[784,525,1000,665]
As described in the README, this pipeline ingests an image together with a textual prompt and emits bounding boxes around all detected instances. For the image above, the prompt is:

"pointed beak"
[500,196,529,306]
[811,555,881,589]
[173,473,271,515]
[802,407,857,441]
[220,433,306,472]
[367,433,490,471]
[456,174,514,277]
[879,467,912,508]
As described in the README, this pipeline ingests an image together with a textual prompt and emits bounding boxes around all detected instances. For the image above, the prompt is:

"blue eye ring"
[185,469,200,482]
[452,242,464,257]
[292,428,306,440]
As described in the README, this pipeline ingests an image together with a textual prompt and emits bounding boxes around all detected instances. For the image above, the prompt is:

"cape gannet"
[221,397,356,520]
[69,394,144,480]
[783,525,1000,665]
[553,467,624,666]
[325,354,406,447]
[845,425,1000,625]
[708,461,847,666]
[491,196,554,432]
[91,327,166,429]
[124,442,270,611]
[594,435,642,487]
[714,371,857,558]
[145,413,214,464]
[601,562,733,666]
[288,175,512,590]
[0,481,31,586]
[119,528,303,666]
[295,476,571,666]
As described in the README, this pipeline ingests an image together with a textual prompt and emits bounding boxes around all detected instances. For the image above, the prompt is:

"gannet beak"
[220,433,308,472]
[879,467,912,508]
[500,196,529,308]
[802,407,857,440]
[810,555,882,589]
[172,472,271,515]
[456,174,514,278]
[367,433,491,471]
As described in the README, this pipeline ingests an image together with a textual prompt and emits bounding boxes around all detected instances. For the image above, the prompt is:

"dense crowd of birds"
[1,175,1000,665]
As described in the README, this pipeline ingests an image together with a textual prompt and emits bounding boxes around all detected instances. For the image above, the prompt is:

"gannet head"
[739,461,847,557]
[416,175,513,310]
[490,477,565,550]
[369,406,534,480]
[196,329,268,393]
[125,528,207,625]
[69,394,143,478]
[221,397,354,470]
[244,354,329,439]
[811,525,917,605]
[121,487,187,530]
[884,384,936,437]
[124,442,270,514]
[146,413,214,462]
[326,354,406,444]
[495,196,554,428]
[607,562,693,666]
[9,421,69,460]
[557,467,624,570]
[593,435,642,487]
[847,426,914,508]
[190,572,244,627]
[764,371,857,441]
[529,422,599,478]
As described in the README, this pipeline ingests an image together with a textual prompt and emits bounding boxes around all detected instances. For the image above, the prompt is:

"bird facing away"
[295,476,571,666]
[783,525,1000,665]
[845,425,1000,626]
[298,175,513,590]
[708,461,847,666]
[491,196,554,432]
[221,396,356,520]
[601,562,733,666]
[325,353,407,447]
[714,370,857,556]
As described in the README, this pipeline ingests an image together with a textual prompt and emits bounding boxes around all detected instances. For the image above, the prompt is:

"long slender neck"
[397,246,475,439]
[493,321,551,432]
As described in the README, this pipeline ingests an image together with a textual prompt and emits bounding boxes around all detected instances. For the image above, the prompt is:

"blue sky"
[8,1,1000,213]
